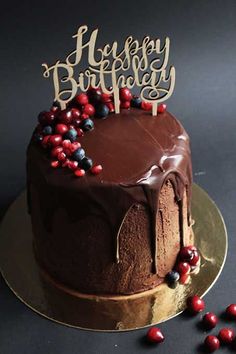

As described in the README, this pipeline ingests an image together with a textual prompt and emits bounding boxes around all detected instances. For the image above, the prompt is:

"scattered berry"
[81,118,94,132]
[55,124,68,135]
[75,93,89,106]
[189,250,200,266]
[91,165,103,175]
[74,168,85,177]
[64,129,78,142]
[131,96,142,108]
[120,101,131,109]
[41,135,51,148]
[79,157,93,171]
[141,101,152,111]
[87,87,102,104]
[76,128,84,137]
[51,160,59,168]
[226,304,236,319]
[157,103,167,113]
[58,109,73,124]
[83,103,95,117]
[101,92,112,103]
[165,270,180,285]
[48,134,63,147]
[175,262,191,275]
[95,104,109,119]
[119,87,132,102]
[71,108,81,119]
[72,148,85,162]
[178,246,194,262]
[105,102,115,113]
[68,160,78,171]
[204,335,220,352]
[51,146,63,158]
[38,111,55,125]
[218,328,235,344]
[203,312,218,329]
[57,152,67,162]
[146,327,165,344]
[62,139,71,149]
[72,118,82,127]
[70,141,81,152]
[187,295,205,314]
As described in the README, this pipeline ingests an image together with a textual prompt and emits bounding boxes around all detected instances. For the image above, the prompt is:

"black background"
[1,1,236,353]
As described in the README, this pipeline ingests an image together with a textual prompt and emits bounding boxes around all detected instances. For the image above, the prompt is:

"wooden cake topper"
[42,25,175,116]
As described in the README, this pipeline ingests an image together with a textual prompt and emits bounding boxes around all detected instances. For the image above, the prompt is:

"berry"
[95,104,109,119]
[141,101,152,111]
[76,128,84,137]
[83,103,95,117]
[81,113,89,120]
[51,146,63,158]
[119,87,132,102]
[41,135,51,148]
[68,160,78,171]
[64,129,78,142]
[226,304,236,319]
[204,335,220,352]
[75,93,89,106]
[105,102,115,113]
[48,135,63,147]
[61,158,70,167]
[72,148,85,162]
[33,133,43,143]
[187,295,205,314]
[218,328,235,344]
[131,96,142,108]
[157,104,167,113]
[79,157,93,171]
[42,125,53,135]
[74,168,85,177]
[62,139,71,149]
[179,274,190,285]
[51,160,59,168]
[57,152,67,162]
[87,87,102,104]
[146,327,165,344]
[70,141,81,152]
[101,92,112,103]
[178,246,194,262]
[58,109,73,124]
[72,118,82,127]
[38,111,55,125]
[81,118,94,132]
[189,250,200,266]
[55,124,68,135]
[203,312,218,329]
[165,270,180,285]
[175,262,191,275]
[91,165,103,175]
[120,101,130,109]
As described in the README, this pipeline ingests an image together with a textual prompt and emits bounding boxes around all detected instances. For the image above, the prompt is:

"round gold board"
[0,184,227,331]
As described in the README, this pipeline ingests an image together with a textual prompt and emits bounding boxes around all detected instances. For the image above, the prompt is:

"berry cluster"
[165,245,200,287]
[146,300,236,352]
[33,87,167,177]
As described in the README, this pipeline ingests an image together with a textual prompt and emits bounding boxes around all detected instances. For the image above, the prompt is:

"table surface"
[1,1,236,353]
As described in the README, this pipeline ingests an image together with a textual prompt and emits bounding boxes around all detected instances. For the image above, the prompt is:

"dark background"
[0,1,236,353]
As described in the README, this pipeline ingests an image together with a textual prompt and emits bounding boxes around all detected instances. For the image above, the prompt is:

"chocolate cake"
[27,93,193,296]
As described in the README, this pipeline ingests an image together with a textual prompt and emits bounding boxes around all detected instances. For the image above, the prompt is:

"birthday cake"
[26,87,194,295]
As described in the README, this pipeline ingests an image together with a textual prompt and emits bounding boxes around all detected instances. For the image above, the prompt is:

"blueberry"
[42,125,53,135]
[131,96,142,108]
[33,133,43,143]
[81,118,94,132]
[79,157,93,171]
[165,271,180,286]
[72,148,85,162]
[88,88,102,104]
[64,128,77,142]
[95,104,109,119]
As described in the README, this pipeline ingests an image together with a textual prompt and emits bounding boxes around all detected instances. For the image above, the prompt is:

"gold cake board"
[0,184,227,331]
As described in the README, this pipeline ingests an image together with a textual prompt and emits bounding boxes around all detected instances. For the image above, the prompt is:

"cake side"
[27,108,193,295]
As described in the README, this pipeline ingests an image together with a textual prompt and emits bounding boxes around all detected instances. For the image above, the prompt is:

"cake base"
[0,184,227,331]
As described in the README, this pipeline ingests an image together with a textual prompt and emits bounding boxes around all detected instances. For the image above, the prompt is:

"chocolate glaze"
[27,108,192,292]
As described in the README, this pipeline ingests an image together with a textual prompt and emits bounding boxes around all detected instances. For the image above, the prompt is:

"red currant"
[203,312,218,329]
[101,92,112,103]
[187,295,205,314]
[120,101,130,109]
[105,102,115,113]
[48,135,63,147]
[146,327,164,344]
[68,160,78,171]
[91,165,103,175]
[157,103,167,113]
[204,335,220,352]
[51,146,63,158]
[141,101,152,111]
[189,250,200,266]
[74,169,85,177]
[218,328,235,344]
[51,160,59,168]
[58,109,73,124]
[55,124,68,135]
[83,104,95,116]
[119,87,132,102]
[226,304,236,319]
[75,93,89,106]
[178,246,194,262]
[175,262,191,275]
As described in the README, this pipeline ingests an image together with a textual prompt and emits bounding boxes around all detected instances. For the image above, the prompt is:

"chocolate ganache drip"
[27,108,192,276]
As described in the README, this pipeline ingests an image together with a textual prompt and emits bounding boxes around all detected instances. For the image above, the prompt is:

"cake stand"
[0,184,227,331]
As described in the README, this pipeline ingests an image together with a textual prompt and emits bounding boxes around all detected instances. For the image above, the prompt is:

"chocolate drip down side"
[27,108,192,280]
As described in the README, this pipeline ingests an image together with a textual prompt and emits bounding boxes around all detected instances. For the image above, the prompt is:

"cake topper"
[42,25,175,116]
